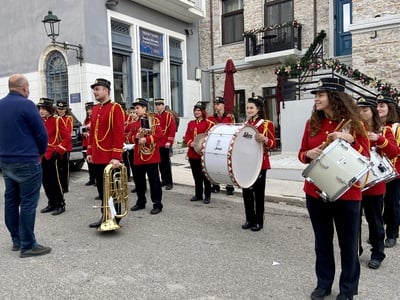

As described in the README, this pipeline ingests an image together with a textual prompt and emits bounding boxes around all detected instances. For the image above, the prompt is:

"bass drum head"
[230,125,263,188]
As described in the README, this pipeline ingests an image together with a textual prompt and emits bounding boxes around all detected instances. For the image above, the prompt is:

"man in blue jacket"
[0,74,51,258]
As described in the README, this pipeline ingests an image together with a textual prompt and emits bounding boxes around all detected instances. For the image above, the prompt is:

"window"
[111,20,133,105]
[264,0,294,52]
[46,51,69,101]
[222,0,244,45]
[169,38,183,116]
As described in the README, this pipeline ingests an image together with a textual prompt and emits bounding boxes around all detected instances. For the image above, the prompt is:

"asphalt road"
[0,170,399,299]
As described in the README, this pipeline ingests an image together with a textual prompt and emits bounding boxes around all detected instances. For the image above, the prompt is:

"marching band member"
[55,100,73,193]
[298,78,370,300]
[357,96,400,270]
[125,106,139,193]
[207,96,236,195]
[86,79,125,228]
[241,96,276,232]
[128,98,164,215]
[154,98,176,190]
[38,98,70,216]
[376,94,400,248]
[82,101,96,186]
[184,101,214,204]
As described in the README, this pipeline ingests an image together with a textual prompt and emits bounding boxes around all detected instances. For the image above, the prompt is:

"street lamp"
[42,11,83,65]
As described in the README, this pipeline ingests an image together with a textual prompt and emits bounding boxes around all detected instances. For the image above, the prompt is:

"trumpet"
[93,164,129,231]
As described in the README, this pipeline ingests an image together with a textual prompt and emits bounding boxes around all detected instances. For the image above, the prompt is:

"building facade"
[199,0,400,152]
[0,0,206,142]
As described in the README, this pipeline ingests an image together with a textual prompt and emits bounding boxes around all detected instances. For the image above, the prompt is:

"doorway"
[140,57,160,112]
[335,0,352,56]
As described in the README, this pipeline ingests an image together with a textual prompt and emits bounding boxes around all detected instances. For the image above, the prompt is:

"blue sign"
[139,28,163,58]
[70,93,81,104]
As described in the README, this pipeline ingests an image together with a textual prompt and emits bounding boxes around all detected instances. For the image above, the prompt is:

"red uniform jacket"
[184,118,214,159]
[43,115,70,160]
[207,113,235,125]
[128,116,163,165]
[82,118,91,148]
[155,110,176,147]
[298,118,370,201]
[363,125,400,196]
[87,101,125,164]
[245,117,276,170]
[59,115,73,151]
[386,122,400,175]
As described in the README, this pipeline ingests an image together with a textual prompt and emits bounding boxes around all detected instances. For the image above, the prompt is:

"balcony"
[131,0,205,23]
[244,25,302,65]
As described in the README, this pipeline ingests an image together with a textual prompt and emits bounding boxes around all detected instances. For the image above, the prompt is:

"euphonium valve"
[93,164,129,232]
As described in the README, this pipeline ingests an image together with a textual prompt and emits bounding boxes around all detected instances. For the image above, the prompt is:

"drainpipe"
[313,0,317,38]
[209,0,215,101]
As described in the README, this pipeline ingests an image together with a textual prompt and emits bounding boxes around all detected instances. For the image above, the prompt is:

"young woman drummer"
[298,78,370,300]
[357,95,400,270]
[184,101,214,204]
[376,95,400,248]
[241,95,276,232]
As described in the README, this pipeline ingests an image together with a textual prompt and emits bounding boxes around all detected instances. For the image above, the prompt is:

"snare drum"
[302,139,372,202]
[201,124,263,188]
[360,148,397,191]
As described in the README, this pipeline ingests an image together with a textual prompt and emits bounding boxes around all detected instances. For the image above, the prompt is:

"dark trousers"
[306,195,360,297]
[189,158,211,199]
[42,157,65,209]
[242,169,266,226]
[92,163,108,201]
[58,152,70,192]
[159,147,173,185]
[361,194,385,261]
[133,163,162,209]
[83,147,95,183]
[123,150,132,180]
[383,178,400,239]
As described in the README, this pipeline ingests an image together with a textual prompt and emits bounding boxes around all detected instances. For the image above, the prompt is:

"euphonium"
[94,164,129,231]
[139,112,156,155]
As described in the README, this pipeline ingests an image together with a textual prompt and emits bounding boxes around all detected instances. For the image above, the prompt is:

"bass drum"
[201,124,263,188]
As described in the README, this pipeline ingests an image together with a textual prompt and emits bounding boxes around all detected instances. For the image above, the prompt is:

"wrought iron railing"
[244,26,302,57]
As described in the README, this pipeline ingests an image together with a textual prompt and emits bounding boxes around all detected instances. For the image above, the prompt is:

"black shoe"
[165,184,173,190]
[368,259,382,269]
[310,287,331,300]
[85,181,95,186]
[95,195,101,201]
[131,204,145,211]
[190,196,202,201]
[12,244,20,251]
[226,190,234,196]
[250,224,263,232]
[160,181,166,187]
[40,206,55,213]
[51,207,65,216]
[20,244,51,258]
[89,218,102,228]
[211,185,220,193]
[150,207,162,215]
[204,197,210,204]
[131,187,136,193]
[242,222,253,230]
[336,294,353,300]
[384,238,397,248]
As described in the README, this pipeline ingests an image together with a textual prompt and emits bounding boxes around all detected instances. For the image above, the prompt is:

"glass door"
[140,57,160,112]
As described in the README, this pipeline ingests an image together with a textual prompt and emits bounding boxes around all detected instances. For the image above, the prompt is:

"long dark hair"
[383,102,399,124]
[310,91,364,136]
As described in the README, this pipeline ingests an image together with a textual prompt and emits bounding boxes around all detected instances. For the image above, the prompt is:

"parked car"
[69,113,85,171]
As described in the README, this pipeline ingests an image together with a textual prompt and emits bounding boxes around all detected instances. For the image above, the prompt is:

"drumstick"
[320,119,352,150]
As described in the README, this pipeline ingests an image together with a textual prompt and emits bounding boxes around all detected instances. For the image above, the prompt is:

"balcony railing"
[244,26,302,57]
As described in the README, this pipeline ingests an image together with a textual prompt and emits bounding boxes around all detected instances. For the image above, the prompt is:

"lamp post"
[42,11,83,65]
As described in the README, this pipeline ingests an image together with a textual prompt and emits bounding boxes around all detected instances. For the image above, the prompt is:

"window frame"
[221,0,244,45]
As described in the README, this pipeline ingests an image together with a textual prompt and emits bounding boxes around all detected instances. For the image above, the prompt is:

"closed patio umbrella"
[223,59,237,114]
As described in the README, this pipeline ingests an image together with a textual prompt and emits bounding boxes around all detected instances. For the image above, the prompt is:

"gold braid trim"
[48,117,60,147]
[94,104,115,152]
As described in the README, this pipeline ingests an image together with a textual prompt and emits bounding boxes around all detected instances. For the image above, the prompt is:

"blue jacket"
[0,92,48,163]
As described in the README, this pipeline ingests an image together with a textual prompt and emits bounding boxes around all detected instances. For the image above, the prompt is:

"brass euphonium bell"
[93,164,129,231]
[139,112,156,155]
